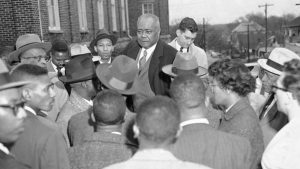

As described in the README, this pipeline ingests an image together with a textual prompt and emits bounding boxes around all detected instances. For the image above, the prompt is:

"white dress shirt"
[137,43,157,69]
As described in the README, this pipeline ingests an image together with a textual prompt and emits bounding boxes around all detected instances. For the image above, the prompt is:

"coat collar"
[224,98,250,120]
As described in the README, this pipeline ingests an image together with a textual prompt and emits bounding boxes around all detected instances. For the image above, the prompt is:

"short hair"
[10,64,48,82]
[170,74,206,108]
[93,90,126,125]
[178,17,198,33]
[137,14,161,31]
[136,96,180,144]
[50,39,69,53]
[208,59,255,97]
[282,59,300,102]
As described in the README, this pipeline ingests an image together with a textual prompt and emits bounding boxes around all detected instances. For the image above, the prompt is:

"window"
[77,0,88,32]
[120,0,126,31]
[47,0,61,31]
[111,0,117,32]
[97,0,105,29]
[142,3,153,14]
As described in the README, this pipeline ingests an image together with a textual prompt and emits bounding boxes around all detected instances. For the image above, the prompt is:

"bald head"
[93,90,126,125]
[136,96,180,145]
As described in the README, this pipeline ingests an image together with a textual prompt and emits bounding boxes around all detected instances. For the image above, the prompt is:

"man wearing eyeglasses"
[0,59,29,169]
[9,34,51,68]
[9,64,70,169]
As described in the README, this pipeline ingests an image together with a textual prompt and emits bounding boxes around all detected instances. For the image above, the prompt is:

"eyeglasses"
[0,101,25,116]
[271,85,288,92]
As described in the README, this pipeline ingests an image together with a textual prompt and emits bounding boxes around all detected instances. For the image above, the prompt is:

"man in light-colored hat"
[0,59,29,169]
[89,29,117,65]
[162,52,207,78]
[9,34,51,68]
[56,44,98,146]
[168,17,208,69]
[256,47,300,146]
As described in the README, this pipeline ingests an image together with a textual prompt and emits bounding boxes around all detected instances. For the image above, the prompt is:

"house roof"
[232,21,265,33]
[287,16,300,28]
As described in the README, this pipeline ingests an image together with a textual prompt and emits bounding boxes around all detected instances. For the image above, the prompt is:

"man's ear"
[133,124,140,139]
[176,29,182,37]
[21,88,32,102]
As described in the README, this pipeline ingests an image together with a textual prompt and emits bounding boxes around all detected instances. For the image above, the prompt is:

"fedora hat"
[162,52,207,77]
[59,55,96,84]
[70,44,91,57]
[9,34,51,62]
[0,59,30,91]
[89,29,117,54]
[96,55,137,95]
[258,47,300,75]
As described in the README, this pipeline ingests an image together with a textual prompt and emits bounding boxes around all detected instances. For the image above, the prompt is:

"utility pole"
[247,23,250,62]
[203,18,206,51]
[259,3,274,53]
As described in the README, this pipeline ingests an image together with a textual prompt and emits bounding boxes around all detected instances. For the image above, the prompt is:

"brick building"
[0,0,170,48]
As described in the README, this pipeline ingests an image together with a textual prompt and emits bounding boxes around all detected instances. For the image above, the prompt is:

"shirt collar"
[180,118,209,127]
[50,60,65,75]
[0,143,9,155]
[175,39,188,53]
[24,105,37,116]
[92,56,111,64]
[225,102,236,113]
[139,43,157,62]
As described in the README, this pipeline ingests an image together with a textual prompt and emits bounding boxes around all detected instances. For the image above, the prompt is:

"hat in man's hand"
[70,44,91,58]
[96,55,138,95]
[59,55,96,84]
[9,34,51,63]
[162,52,207,77]
[258,47,300,75]
[89,29,117,54]
[0,59,30,91]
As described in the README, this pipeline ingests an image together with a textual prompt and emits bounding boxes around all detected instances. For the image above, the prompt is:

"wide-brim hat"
[9,34,51,63]
[162,52,207,77]
[0,59,30,91]
[89,29,117,54]
[59,55,96,84]
[70,44,91,58]
[96,55,138,95]
[258,47,300,75]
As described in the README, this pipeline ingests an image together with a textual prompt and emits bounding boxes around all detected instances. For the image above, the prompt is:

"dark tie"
[180,47,184,52]
[56,66,63,77]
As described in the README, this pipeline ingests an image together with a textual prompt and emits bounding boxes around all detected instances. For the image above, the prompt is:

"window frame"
[47,0,61,31]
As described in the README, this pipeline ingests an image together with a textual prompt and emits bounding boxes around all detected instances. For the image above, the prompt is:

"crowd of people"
[0,13,300,169]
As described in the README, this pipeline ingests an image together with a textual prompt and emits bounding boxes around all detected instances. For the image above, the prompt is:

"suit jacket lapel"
[148,40,164,85]
[127,41,141,60]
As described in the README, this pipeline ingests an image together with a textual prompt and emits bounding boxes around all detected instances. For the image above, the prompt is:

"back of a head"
[282,59,300,103]
[178,17,198,33]
[208,59,255,97]
[93,90,126,125]
[10,64,48,82]
[170,74,206,108]
[136,96,180,145]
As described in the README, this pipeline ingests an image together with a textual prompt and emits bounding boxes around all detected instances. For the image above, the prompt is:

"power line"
[258,3,274,53]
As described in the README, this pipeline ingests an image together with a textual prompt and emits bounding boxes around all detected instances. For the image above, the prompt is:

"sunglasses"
[0,101,25,116]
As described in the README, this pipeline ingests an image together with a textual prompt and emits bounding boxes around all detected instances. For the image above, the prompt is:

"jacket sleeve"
[40,129,70,169]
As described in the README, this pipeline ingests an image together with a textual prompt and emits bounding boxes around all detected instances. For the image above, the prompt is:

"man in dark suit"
[122,13,177,96]
[10,64,70,169]
[169,74,252,169]
[68,90,136,169]
[0,59,30,169]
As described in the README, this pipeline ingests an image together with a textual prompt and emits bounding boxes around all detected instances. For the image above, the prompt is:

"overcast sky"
[169,0,300,25]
